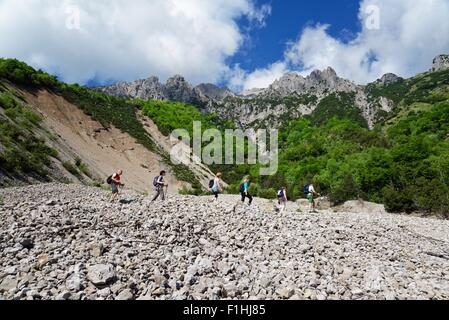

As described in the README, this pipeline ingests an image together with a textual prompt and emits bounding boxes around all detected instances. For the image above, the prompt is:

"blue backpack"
[303,184,310,195]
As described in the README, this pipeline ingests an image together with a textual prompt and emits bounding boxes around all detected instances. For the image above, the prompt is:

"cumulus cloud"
[227,62,288,91]
[234,0,449,90]
[0,0,270,85]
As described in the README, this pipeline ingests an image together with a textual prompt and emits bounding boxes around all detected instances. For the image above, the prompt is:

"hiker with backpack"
[277,187,288,212]
[209,173,223,202]
[240,177,253,206]
[152,170,168,202]
[108,170,124,202]
[304,183,321,213]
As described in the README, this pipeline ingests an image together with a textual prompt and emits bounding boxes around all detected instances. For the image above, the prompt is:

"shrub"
[88,180,105,188]
[327,172,360,205]
[62,161,79,176]
[382,185,415,213]
[74,157,92,177]
[257,188,277,200]
[179,186,205,196]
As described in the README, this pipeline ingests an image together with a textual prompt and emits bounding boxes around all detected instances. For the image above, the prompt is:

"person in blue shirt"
[240,177,253,206]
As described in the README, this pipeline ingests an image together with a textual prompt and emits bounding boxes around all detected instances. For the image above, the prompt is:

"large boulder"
[87,264,116,287]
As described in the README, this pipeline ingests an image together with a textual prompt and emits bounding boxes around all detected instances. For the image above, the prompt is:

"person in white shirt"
[277,187,288,212]
[210,173,223,202]
[307,184,321,213]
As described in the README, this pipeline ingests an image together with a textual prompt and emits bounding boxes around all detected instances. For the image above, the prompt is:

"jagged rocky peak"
[166,74,189,86]
[239,87,267,97]
[195,83,234,101]
[308,67,338,83]
[143,76,162,85]
[267,67,357,97]
[272,72,305,86]
[95,76,166,100]
[432,54,449,72]
[163,75,201,103]
[97,73,235,105]
[377,73,403,86]
[268,72,305,95]
[138,75,163,89]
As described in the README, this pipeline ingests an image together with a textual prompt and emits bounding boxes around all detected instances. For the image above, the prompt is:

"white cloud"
[227,62,288,92]
[235,0,449,90]
[0,0,270,85]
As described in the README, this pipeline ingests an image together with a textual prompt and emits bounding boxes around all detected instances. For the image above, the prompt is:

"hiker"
[152,171,168,202]
[108,170,124,202]
[240,177,253,205]
[305,183,321,213]
[277,187,288,212]
[209,173,223,202]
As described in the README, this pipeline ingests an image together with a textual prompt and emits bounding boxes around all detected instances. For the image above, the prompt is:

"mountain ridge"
[96,54,449,130]
[96,74,235,107]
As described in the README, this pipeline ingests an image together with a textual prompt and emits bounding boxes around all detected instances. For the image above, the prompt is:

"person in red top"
[110,170,124,202]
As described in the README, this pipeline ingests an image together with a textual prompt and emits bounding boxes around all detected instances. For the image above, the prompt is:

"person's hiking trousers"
[241,192,253,205]
[152,186,165,201]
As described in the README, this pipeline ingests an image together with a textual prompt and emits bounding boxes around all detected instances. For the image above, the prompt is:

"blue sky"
[230,0,361,73]
[1,0,449,90]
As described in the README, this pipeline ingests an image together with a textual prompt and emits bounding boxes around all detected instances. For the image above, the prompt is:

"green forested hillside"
[222,70,449,216]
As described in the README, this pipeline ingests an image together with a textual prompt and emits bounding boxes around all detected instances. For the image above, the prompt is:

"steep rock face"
[432,55,449,72]
[196,83,234,101]
[266,67,358,97]
[97,76,232,106]
[377,73,403,86]
[98,76,165,100]
[164,75,199,103]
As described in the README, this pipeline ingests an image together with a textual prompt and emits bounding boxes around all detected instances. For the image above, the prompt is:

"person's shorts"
[111,183,119,194]
[307,193,314,203]
[278,196,287,202]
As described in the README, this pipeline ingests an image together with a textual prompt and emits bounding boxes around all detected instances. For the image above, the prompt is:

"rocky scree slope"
[1,183,449,300]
